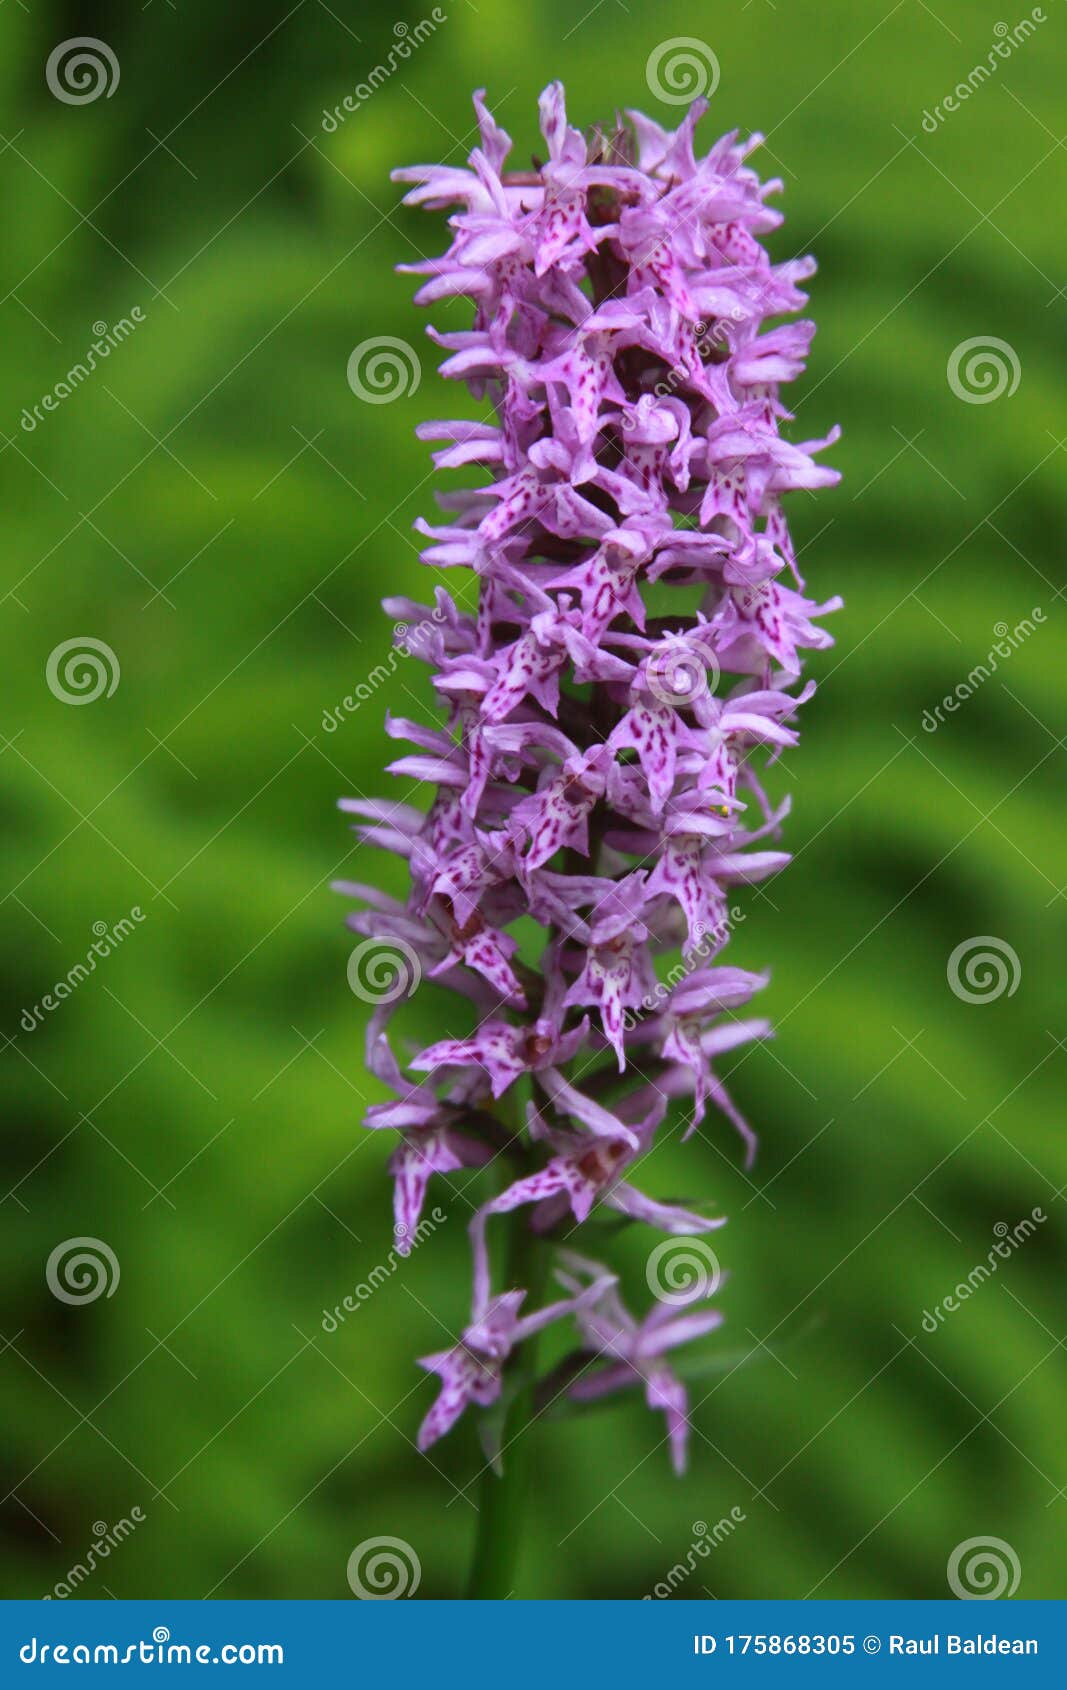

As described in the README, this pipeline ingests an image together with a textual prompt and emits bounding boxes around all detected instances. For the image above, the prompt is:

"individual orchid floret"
[468,1078,727,1317]
[556,1254,723,1475]
[410,1014,588,1101]
[364,1035,496,1248]
[339,81,840,1482]
[418,1268,615,1452]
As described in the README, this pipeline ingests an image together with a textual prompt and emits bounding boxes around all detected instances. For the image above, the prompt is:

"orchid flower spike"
[338,82,839,1467]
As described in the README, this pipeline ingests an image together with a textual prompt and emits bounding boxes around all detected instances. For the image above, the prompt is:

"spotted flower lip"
[339,82,839,1466]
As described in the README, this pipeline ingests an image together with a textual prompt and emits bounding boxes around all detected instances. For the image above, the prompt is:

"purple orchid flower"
[339,82,839,1469]
[418,1269,616,1453]
[556,1253,723,1475]
[364,1035,495,1250]
[468,1073,728,1316]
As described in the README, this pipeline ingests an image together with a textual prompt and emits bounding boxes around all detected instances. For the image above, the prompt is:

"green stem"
[466,1209,548,1599]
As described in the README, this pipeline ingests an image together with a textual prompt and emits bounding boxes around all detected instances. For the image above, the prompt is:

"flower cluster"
[337,83,839,1471]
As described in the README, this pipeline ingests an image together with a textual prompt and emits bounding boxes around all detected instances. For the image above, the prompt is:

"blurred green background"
[1,0,1064,1601]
